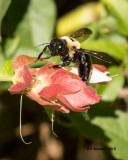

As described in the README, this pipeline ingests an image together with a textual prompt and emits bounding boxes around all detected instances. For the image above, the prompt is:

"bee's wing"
[69,28,92,43]
[79,48,117,64]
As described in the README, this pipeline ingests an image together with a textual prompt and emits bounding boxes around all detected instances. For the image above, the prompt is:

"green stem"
[0,76,13,82]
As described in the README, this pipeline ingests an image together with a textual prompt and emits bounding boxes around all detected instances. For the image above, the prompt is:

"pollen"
[31,76,50,94]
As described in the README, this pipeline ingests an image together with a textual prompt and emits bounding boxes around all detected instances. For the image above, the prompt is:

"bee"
[36,28,117,82]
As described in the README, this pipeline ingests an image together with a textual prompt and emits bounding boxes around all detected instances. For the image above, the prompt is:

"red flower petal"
[13,55,46,72]
[92,64,107,72]
[38,68,101,112]
[9,65,32,93]
[28,68,38,75]
[36,62,59,77]
[27,90,70,113]
[39,70,80,98]
[16,67,37,77]
[57,93,90,112]
[57,86,101,111]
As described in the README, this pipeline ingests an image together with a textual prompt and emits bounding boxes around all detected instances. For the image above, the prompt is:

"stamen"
[111,74,119,78]
[20,94,32,144]
[51,112,58,137]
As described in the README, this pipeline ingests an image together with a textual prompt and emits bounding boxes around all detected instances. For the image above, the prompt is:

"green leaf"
[0,45,4,65]
[56,2,106,37]
[92,110,128,159]
[3,0,56,58]
[99,16,118,31]
[0,0,11,41]
[99,16,127,44]
[97,66,124,101]
[68,108,128,160]
[4,37,20,58]
[14,0,56,57]
[0,60,14,81]
[102,0,128,36]
[0,82,12,90]
[100,32,127,45]
[84,22,99,41]
[125,56,128,78]
[81,40,126,60]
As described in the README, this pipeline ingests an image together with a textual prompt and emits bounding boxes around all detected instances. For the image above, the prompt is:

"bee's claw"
[35,59,39,63]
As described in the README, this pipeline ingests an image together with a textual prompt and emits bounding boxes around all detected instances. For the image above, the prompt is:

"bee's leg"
[78,54,92,82]
[36,45,49,62]
[51,60,71,68]
[44,54,52,59]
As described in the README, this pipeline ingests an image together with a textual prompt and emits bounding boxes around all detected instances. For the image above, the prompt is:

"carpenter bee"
[36,28,117,82]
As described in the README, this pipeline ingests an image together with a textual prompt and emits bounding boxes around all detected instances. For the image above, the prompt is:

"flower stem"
[0,76,13,82]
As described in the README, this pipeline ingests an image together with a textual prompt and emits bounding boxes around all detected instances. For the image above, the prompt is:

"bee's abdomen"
[78,54,92,82]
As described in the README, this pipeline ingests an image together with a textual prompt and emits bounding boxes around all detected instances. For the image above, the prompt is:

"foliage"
[0,0,128,159]
[0,0,11,41]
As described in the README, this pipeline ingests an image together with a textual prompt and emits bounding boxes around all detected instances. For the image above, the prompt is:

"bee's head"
[49,38,69,56]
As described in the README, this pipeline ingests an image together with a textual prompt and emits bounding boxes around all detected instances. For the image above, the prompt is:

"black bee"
[36,28,117,82]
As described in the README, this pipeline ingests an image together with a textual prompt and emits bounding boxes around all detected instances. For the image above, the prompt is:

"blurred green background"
[0,0,128,159]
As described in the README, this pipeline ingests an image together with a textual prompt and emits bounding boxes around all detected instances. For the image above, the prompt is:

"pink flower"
[9,55,105,113]
[63,64,112,84]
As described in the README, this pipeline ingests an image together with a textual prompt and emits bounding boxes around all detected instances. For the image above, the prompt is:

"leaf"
[3,0,56,57]
[56,2,106,37]
[68,107,128,160]
[0,0,11,41]
[91,110,128,159]
[4,37,20,58]
[99,16,118,31]
[102,0,128,36]
[96,66,124,101]
[125,57,128,79]
[0,82,12,91]
[81,40,126,60]
[100,32,127,45]
[84,22,99,41]
[0,60,14,77]
[0,45,4,65]
[15,0,56,57]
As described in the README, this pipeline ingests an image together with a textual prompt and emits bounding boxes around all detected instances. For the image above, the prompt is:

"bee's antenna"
[35,43,49,48]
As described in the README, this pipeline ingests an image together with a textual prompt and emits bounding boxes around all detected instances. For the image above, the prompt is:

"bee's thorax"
[61,36,80,58]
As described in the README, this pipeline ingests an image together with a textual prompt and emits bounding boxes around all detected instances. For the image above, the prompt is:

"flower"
[8,55,111,113]
[63,64,112,84]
